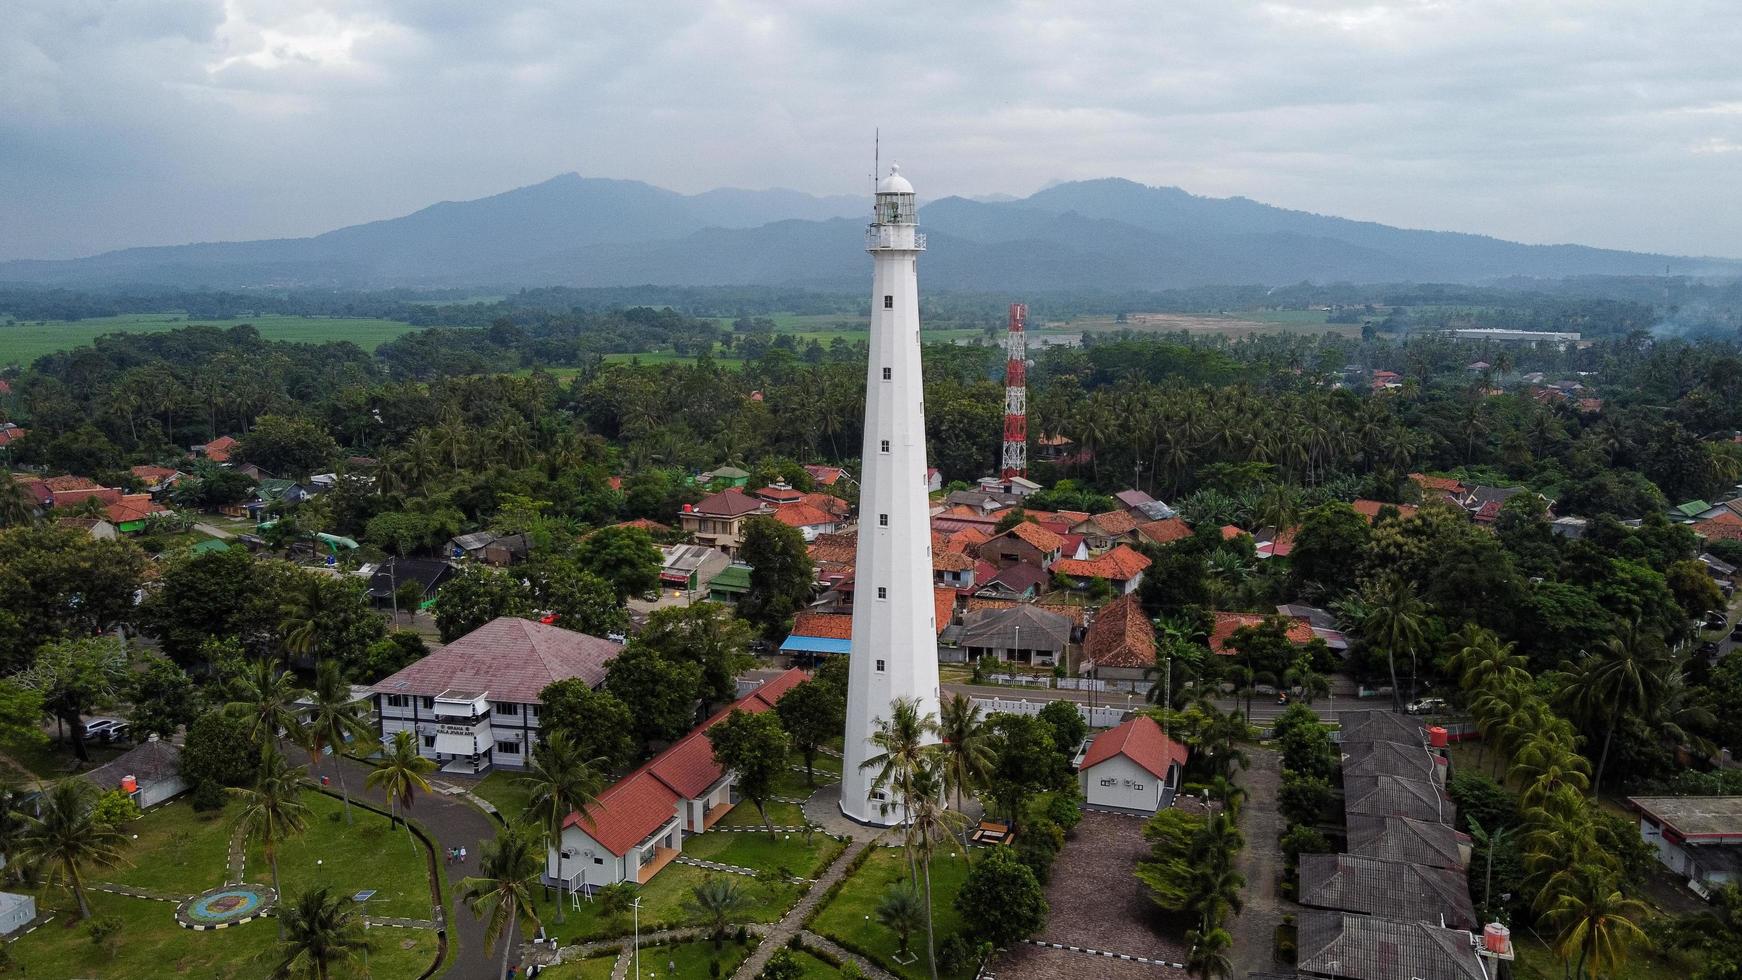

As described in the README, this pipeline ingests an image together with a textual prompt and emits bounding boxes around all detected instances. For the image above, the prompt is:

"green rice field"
[0,313,423,365]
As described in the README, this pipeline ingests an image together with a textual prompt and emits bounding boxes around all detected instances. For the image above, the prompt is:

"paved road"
[193,522,235,540]
[303,750,504,980]
[1228,747,1285,977]
[939,680,1373,725]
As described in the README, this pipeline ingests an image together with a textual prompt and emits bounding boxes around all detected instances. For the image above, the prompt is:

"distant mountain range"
[4,174,1736,290]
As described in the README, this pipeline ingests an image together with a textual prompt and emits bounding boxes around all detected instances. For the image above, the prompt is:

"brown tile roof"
[790,612,853,640]
[1296,911,1485,980]
[1410,473,1466,494]
[614,518,672,534]
[691,488,766,518]
[932,550,977,572]
[1053,544,1152,583]
[1219,525,1248,540]
[1137,517,1193,545]
[803,465,846,486]
[1080,716,1187,779]
[369,617,622,704]
[202,435,238,463]
[948,526,990,550]
[1082,594,1155,670]
[1351,499,1419,523]
[129,465,181,484]
[0,427,25,448]
[773,502,838,528]
[998,521,1065,553]
[934,588,956,634]
[43,475,103,492]
[1083,510,1141,535]
[107,494,167,524]
[52,487,123,508]
[808,532,857,567]
[1694,512,1742,542]
[1209,612,1314,655]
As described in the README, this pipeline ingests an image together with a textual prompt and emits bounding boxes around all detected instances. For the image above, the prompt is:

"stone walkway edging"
[732,837,879,980]
[1023,938,1186,970]
[794,930,899,980]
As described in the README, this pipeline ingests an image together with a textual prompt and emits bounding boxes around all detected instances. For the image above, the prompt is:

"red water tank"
[682,504,693,513]
[1427,725,1449,748]
[1483,923,1511,954]
[120,774,137,794]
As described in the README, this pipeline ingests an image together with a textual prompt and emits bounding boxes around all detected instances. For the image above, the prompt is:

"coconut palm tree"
[1542,867,1648,979]
[226,658,309,749]
[15,779,131,920]
[0,480,36,528]
[858,697,937,872]
[1184,926,1234,979]
[457,822,545,980]
[518,733,605,925]
[365,730,436,838]
[278,575,329,664]
[876,882,925,959]
[1557,627,1670,797]
[904,761,969,980]
[274,885,371,979]
[935,695,992,825]
[684,875,751,951]
[1356,574,1424,710]
[230,744,311,939]
[300,660,373,824]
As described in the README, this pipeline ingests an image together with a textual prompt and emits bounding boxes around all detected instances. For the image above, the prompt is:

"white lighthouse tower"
[839,164,943,826]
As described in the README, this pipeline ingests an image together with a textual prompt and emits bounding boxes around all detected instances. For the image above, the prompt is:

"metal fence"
[969,696,1128,728]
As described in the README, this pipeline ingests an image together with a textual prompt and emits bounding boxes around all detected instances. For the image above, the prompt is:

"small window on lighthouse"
[880,440,890,453]
[877,587,887,599]
[875,660,886,672]
[879,514,888,527]
[883,295,893,309]
[882,367,892,380]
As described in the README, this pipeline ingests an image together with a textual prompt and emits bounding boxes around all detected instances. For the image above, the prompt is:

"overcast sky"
[4,0,1741,262]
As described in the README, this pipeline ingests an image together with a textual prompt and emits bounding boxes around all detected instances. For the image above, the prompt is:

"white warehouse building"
[369,617,622,775]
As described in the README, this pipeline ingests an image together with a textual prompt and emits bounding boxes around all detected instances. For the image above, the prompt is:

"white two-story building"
[370,617,622,775]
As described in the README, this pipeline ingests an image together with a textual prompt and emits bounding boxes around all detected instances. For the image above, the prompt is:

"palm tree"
[858,697,937,874]
[15,779,130,920]
[0,480,36,528]
[904,760,969,980]
[876,882,926,959]
[278,575,330,664]
[230,744,311,939]
[365,731,436,838]
[1558,627,1670,797]
[1356,574,1424,710]
[1542,867,1648,979]
[1184,926,1234,979]
[935,695,992,828]
[518,733,605,925]
[300,660,373,824]
[274,886,371,979]
[226,658,309,749]
[457,822,545,980]
[683,875,751,951]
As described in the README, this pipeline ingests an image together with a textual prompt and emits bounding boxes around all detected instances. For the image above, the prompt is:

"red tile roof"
[790,612,853,640]
[614,518,672,534]
[803,465,846,487]
[1351,500,1419,524]
[1081,715,1188,780]
[997,521,1065,554]
[201,435,238,463]
[43,475,103,492]
[1053,545,1152,583]
[1694,512,1742,543]
[1082,594,1155,670]
[1220,525,1248,541]
[0,426,26,448]
[1137,517,1194,545]
[933,550,977,572]
[1083,510,1141,535]
[948,526,990,550]
[129,465,181,483]
[773,502,838,528]
[52,487,123,508]
[935,588,956,634]
[564,669,808,854]
[370,617,622,704]
[1209,612,1316,655]
[1410,474,1466,495]
[691,488,767,518]
[107,494,167,524]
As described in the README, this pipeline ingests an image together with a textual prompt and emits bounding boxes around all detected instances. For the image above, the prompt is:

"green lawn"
[109,800,238,895]
[785,948,845,978]
[682,830,845,879]
[1510,931,1692,980]
[0,731,129,781]
[772,768,835,799]
[811,847,975,980]
[633,938,754,979]
[471,769,535,822]
[0,313,425,365]
[4,889,436,978]
[713,799,808,829]
[245,791,436,920]
[526,862,806,946]
[539,953,619,978]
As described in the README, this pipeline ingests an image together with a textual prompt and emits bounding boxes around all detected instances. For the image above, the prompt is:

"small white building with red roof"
[1077,715,1188,813]
[550,669,808,890]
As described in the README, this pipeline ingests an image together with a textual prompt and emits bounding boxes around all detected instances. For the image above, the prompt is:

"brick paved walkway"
[1228,746,1285,976]
[731,838,895,980]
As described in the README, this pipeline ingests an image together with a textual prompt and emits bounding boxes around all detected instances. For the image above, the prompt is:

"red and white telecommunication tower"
[1001,302,1028,480]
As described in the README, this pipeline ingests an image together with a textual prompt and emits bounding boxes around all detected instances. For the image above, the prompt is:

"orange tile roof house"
[1081,594,1156,679]
[1351,499,1419,524]
[554,669,808,889]
[1052,544,1152,595]
[370,617,623,776]
[193,434,239,463]
[1071,510,1142,551]
[932,547,979,589]
[1078,716,1188,813]
[977,521,1066,572]
[1137,517,1194,546]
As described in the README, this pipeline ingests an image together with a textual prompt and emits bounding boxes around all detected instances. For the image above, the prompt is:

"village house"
[1114,488,1178,521]
[1076,715,1187,813]
[1344,814,1471,870]
[957,604,1071,667]
[365,557,455,611]
[977,521,1065,571]
[82,737,187,809]
[1628,796,1742,894]
[105,493,169,533]
[192,434,239,463]
[1079,593,1155,684]
[972,563,1048,600]
[1293,911,1491,980]
[779,611,854,659]
[1050,544,1151,594]
[678,488,771,557]
[1136,517,1193,547]
[129,465,183,495]
[977,475,1041,497]
[1344,774,1456,825]
[1207,611,1316,656]
[370,617,623,775]
[1069,510,1143,551]
[658,543,730,596]
[706,563,752,604]
[1298,853,1478,930]
[550,670,808,891]
[931,548,978,589]
[802,464,847,487]
[697,465,751,489]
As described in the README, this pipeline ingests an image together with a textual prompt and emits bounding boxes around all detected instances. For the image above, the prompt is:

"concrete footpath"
[304,750,505,979]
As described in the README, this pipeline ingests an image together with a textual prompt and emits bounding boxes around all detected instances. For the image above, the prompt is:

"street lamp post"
[632,897,642,980]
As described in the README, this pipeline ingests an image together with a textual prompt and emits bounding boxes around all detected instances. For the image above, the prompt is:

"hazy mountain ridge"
[2,174,1733,290]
